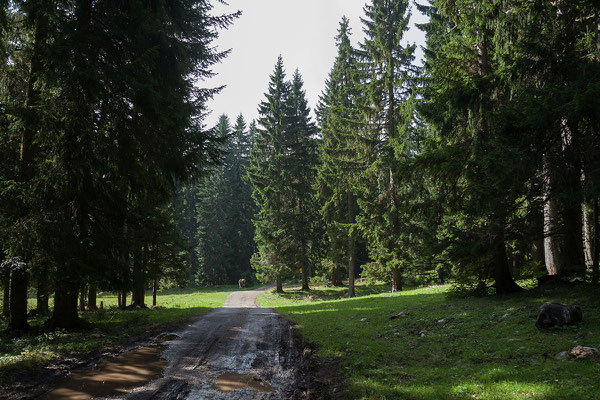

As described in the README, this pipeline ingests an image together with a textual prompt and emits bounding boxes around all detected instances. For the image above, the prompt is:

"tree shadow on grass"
[269,284,600,400]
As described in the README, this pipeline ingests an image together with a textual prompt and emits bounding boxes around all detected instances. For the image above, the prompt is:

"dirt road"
[122,287,303,400]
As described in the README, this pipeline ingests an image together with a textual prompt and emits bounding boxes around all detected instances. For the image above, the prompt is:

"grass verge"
[0,285,241,385]
[259,282,600,400]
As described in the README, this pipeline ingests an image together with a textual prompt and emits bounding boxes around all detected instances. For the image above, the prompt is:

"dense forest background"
[1,0,600,331]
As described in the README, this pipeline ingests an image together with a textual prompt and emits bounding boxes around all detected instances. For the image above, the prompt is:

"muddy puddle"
[212,372,274,393]
[43,346,167,400]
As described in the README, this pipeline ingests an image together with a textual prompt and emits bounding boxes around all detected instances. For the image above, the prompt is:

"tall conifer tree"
[316,18,364,297]
[358,0,416,292]
[247,57,291,292]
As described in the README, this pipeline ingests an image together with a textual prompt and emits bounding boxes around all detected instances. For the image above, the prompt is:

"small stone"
[501,313,510,319]
[437,318,446,324]
[360,318,368,322]
[555,351,570,360]
[389,312,409,320]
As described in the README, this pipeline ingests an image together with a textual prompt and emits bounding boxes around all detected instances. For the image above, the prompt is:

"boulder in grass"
[570,346,600,361]
[535,302,582,329]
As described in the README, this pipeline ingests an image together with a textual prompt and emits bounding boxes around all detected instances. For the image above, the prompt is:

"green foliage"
[315,18,364,291]
[190,114,256,286]
[247,57,319,289]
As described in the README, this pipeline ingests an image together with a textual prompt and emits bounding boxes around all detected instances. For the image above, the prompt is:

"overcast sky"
[204,0,428,129]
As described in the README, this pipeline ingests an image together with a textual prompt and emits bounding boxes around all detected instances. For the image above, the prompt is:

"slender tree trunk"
[391,267,402,292]
[36,265,49,314]
[132,246,145,307]
[492,227,522,294]
[583,204,594,270]
[544,153,562,275]
[120,288,127,309]
[152,279,158,307]
[87,285,97,310]
[592,198,599,284]
[347,191,356,298]
[298,198,310,291]
[2,274,9,318]
[79,285,87,311]
[301,263,309,291]
[117,291,122,308]
[276,273,283,293]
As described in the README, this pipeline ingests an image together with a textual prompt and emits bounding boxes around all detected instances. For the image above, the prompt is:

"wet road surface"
[122,287,300,400]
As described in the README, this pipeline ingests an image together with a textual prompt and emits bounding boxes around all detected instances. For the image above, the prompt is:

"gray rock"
[570,346,600,361]
[555,351,570,360]
[535,302,582,329]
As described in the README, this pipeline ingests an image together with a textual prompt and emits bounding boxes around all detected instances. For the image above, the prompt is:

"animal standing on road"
[238,278,246,288]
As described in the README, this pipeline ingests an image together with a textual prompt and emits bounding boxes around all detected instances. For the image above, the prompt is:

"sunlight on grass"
[259,282,600,400]
[0,285,239,383]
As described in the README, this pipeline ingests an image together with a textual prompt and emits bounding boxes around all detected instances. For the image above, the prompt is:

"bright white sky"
[204,0,428,129]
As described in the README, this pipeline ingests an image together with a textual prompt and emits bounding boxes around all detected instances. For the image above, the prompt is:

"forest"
[1,0,599,328]
[0,0,600,398]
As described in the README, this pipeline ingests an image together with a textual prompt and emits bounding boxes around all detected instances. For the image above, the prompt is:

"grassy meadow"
[0,286,240,384]
[259,282,600,400]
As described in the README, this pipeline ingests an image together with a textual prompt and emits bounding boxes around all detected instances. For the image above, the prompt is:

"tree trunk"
[9,268,29,330]
[544,153,563,275]
[50,287,79,330]
[592,198,599,284]
[298,197,310,291]
[79,285,87,311]
[120,289,127,309]
[301,265,309,291]
[532,239,545,265]
[276,273,283,293]
[152,279,158,307]
[9,1,48,332]
[492,228,522,294]
[36,265,49,314]
[583,204,594,270]
[347,191,356,298]
[2,274,9,318]
[132,246,145,307]
[391,267,402,292]
[117,291,122,308]
[331,265,344,286]
[87,285,97,310]
[563,202,585,275]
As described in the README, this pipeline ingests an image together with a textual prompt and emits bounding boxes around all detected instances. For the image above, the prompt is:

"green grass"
[0,285,241,383]
[259,282,600,400]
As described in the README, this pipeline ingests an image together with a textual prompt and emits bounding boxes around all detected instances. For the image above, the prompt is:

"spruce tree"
[283,70,319,291]
[357,0,416,292]
[247,56,292,293]
[316,18,364,297]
